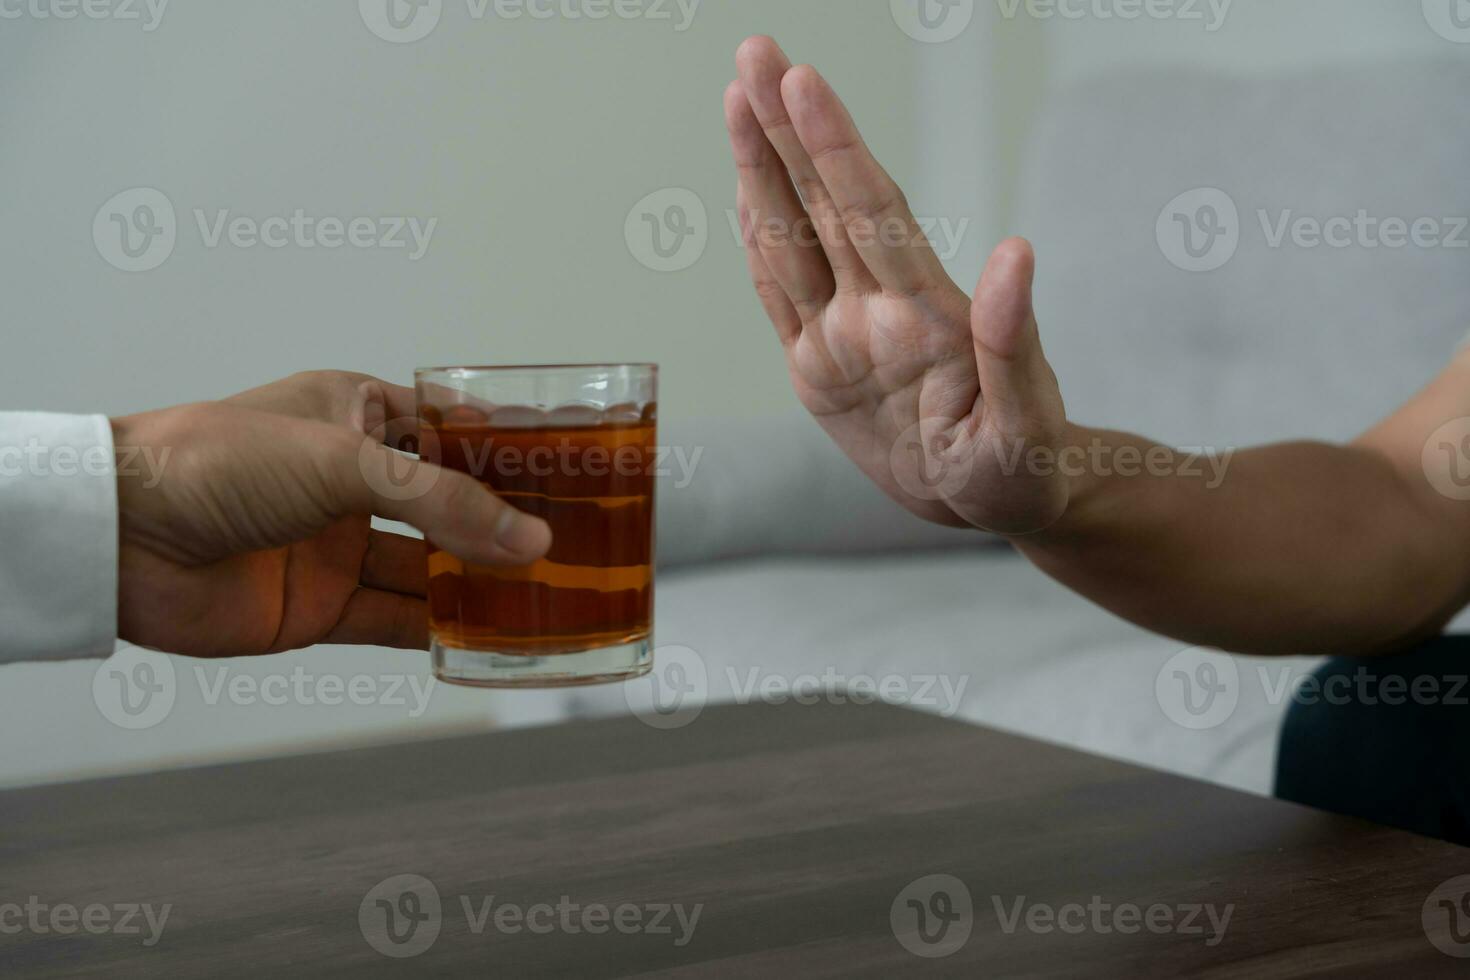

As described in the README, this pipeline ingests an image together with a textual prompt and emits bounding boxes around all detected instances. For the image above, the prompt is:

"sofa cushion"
[1016,60,1470,449]
[656,413,991,568]
[503,551,1323,797]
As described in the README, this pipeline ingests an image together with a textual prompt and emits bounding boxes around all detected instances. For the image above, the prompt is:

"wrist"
[111,408,189,559]
[996,423,1122,549]
[110,413,149,526]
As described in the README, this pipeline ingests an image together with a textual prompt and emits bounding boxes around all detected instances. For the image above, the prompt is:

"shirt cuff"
[0,413,118,663]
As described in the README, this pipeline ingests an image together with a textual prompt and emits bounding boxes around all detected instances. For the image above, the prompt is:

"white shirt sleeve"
[0,413,118,663]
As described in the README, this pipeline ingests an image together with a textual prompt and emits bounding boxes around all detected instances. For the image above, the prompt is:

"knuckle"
[288,369,337,390]
[753,277,790,304]
[792,172,832,208]
[808,133,861,165]
[838,185,905,228]
[835,196,873,228]
[295,369,372,409]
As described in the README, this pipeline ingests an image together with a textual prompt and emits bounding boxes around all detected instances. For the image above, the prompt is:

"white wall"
[0,0,921,421]
[0,0,927,786]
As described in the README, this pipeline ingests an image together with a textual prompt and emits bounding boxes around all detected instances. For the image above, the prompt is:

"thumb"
[970,237,1063,438]
[342,436,552,565]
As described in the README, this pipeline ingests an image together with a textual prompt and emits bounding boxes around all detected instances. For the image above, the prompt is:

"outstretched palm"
[726,37,1070,534]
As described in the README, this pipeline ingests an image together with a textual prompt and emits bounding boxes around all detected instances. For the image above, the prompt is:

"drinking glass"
[415,364,657,687]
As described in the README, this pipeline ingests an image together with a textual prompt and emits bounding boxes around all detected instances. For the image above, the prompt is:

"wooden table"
[3,701,1467,977]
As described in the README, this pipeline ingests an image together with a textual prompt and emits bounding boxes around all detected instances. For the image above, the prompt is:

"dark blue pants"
[1276,636,1470,845]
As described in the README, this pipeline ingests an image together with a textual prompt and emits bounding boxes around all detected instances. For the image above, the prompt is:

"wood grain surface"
[2,701,1467,977]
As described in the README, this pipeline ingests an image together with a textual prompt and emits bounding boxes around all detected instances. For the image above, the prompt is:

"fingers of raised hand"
[736,182,802,344]
[778,63,948,296]
[725,79,834,316]
[735,36,873,294]
[970,238,1062,437]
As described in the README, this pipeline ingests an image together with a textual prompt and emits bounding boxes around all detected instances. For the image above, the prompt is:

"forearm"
[715,37,1470,655]
[1009,424,1470,657]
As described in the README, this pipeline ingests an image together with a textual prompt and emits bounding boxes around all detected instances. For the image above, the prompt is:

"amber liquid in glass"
[422,408,655,655]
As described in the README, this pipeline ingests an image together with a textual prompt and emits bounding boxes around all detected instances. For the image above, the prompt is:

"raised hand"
[726,36,1070,534]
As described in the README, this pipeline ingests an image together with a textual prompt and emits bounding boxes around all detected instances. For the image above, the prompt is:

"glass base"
[432,636,653,688]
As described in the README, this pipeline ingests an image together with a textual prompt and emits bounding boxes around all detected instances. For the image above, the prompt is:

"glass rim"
[415,362,658,377]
